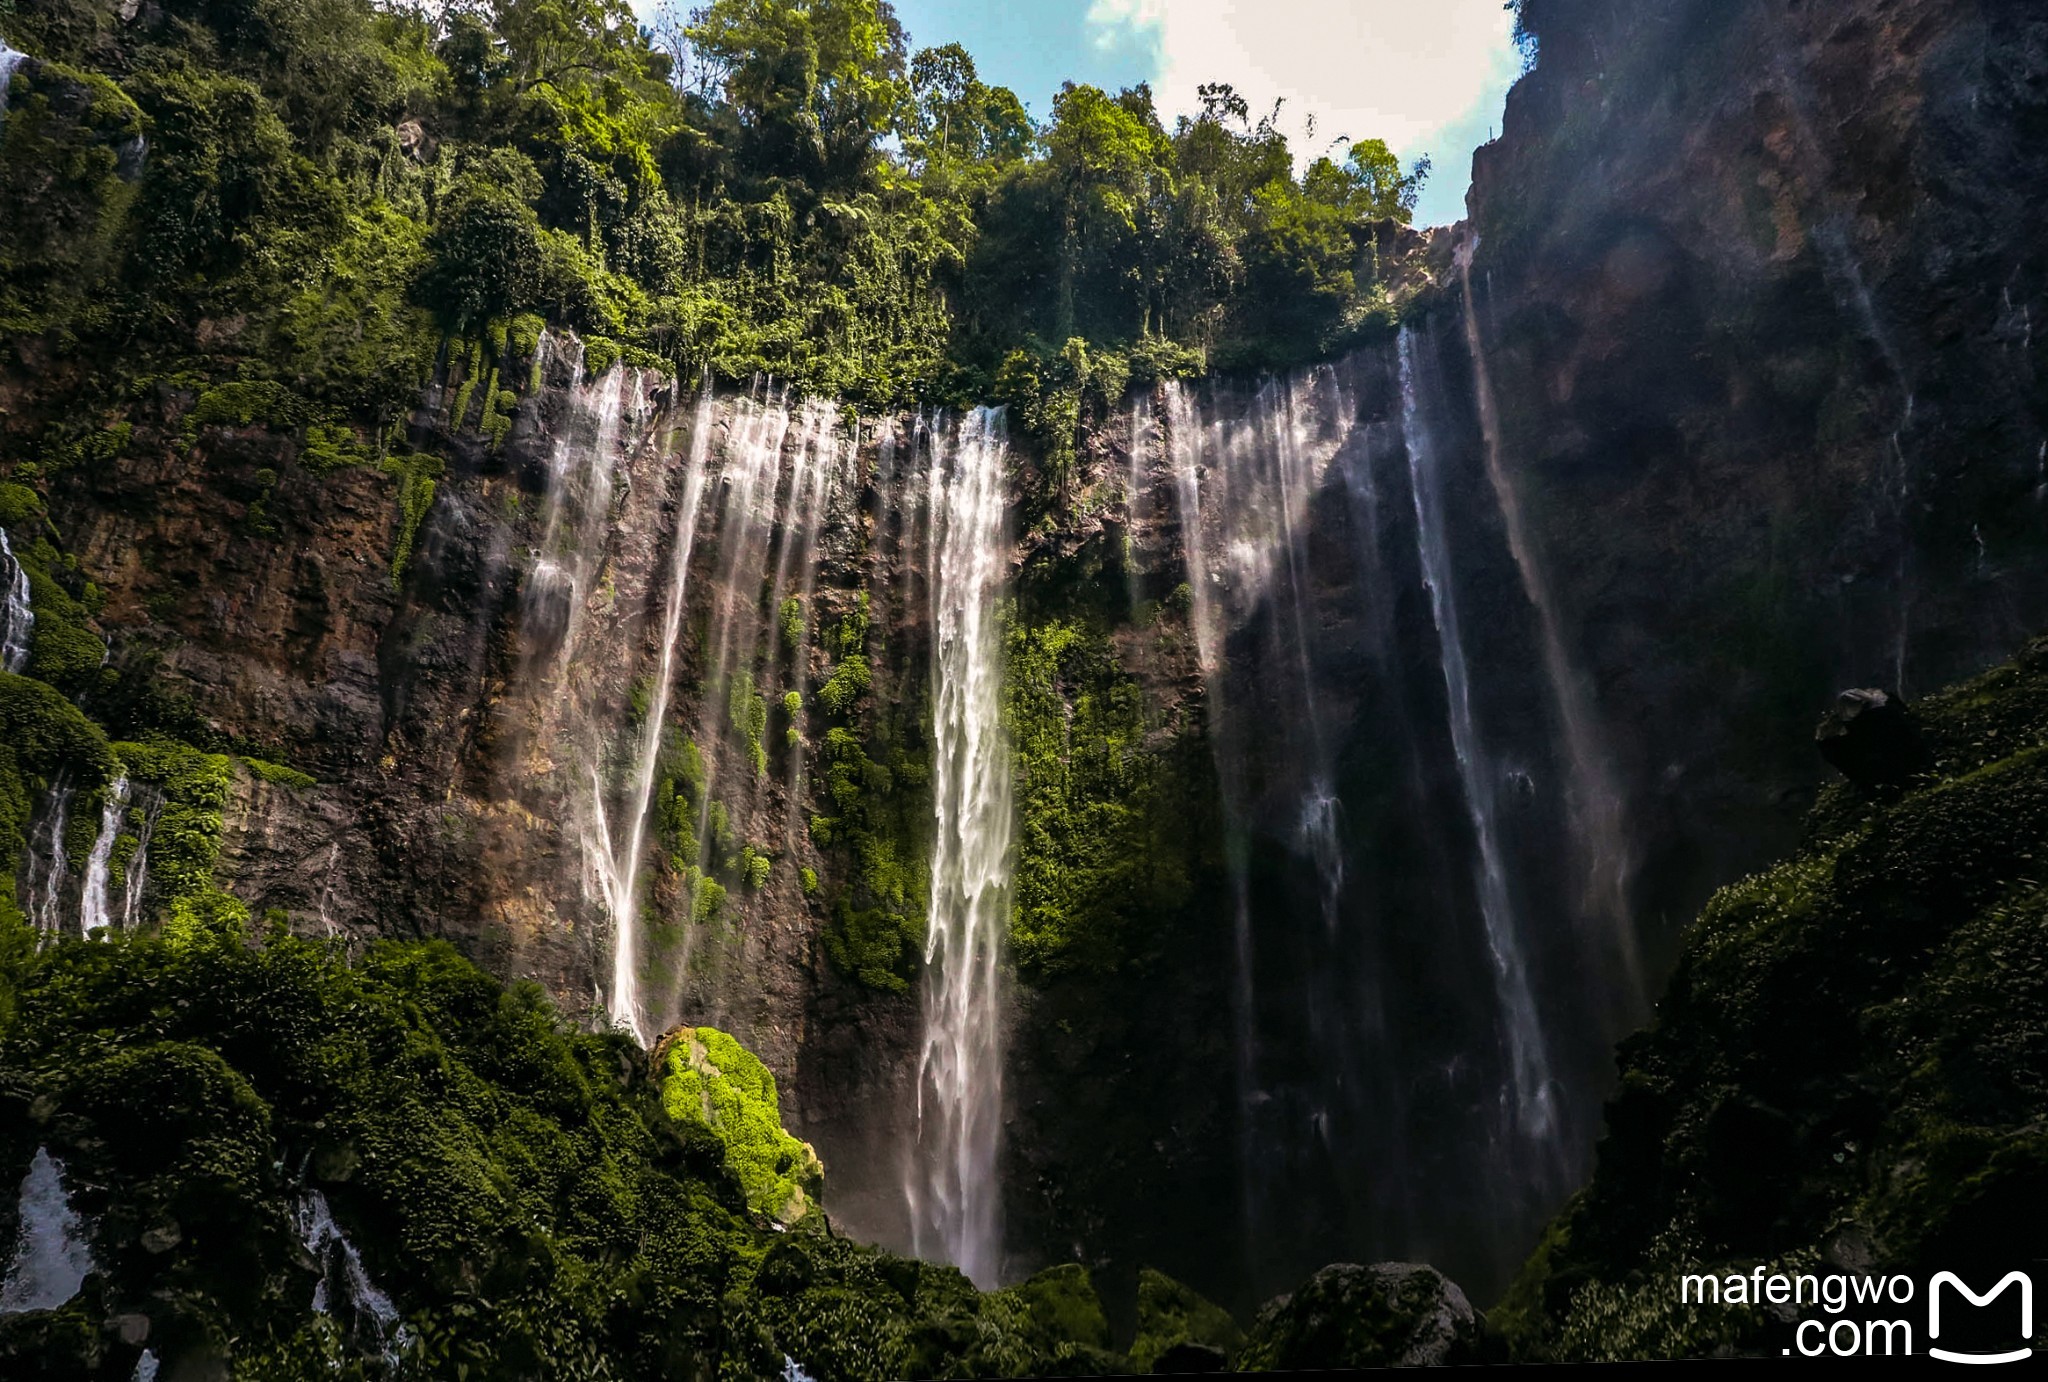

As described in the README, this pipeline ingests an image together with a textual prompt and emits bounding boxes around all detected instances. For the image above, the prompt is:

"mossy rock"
[1130,1266,1243,1372]
[655,1024,823,1224]
[1236,1262,1483,1370]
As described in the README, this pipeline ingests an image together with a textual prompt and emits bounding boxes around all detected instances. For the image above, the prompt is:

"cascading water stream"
[1124,395,1157,624]
[118,786,160,932]
[771,412,840,852]
[521,350,625,704]
[681,386,797,906]
[1457,240,1639,993]
[1400,329,1559,1143]
[295,1190,406,1362]
[909,408,1014,1288]
[0,42,27,122]
[1160,381,1264,1249]
[589,383,716,1041]
[1,526,34,673]
[0,1147,93,1316]
[79,776,129,936]
[22,775,74,936]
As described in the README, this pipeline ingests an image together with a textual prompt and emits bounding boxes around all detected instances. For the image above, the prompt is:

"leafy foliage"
[1496,637,2048,1360]
[2,0,1429,458]
[0,931,1130,1377]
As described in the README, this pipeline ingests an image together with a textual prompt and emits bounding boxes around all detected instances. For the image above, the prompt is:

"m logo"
[1928,1271,2033,1365]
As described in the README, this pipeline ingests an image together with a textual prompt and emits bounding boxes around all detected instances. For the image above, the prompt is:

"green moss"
[738,847,772,891]
[509,312,545,361]
[1003,613,1196,977]
[0,932,1130,1375]
[0,483,44,529]
[478,367,514,448]
[240,756,317,790]
[383,453,443,589]
[690,871,727,925]
[816,653,871,716]
[728,669,769,779]
[0,60,145,326]
[1130,1267,1243,1370]
[9,537,111,701]
[659,1025,823,1223]
[184,381,310,439]
[799,866,819,896]
[299,423,368,472]
[993,1263,1111,1352]
[779,596,806,655]
[582,336,621,379]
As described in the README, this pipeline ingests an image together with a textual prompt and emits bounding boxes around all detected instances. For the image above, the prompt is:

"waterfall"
[0,42,26,122]
[1399,329,1558,1143]
[683,386,798,889]
[0,1148,93,1316]
[295,1190,406,1363]
[1124,395,1157,623]
[315,843,343,937]
[22,776,74,935]
[1,526,33,673]
[1812,219,1918,692]
[590,383,715,1042]
[1162,367,1367,1266]
[118,786,160,932]
[525,360,630,688]
[79,776,129,936]
[772,407,839,853]
[909,407,1014,1288]
[1456,240,1639,991]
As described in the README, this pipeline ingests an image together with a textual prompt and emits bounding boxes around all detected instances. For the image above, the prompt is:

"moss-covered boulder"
[656,1023,824,1224]
[1235,1262,1482,1370]
[1129,1266,1243,1372]
[1493,636,2048,1361]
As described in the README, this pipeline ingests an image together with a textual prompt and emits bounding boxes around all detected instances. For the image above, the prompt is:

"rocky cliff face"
[1466,0,2048,969]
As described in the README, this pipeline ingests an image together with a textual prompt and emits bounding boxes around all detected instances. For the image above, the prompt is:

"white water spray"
[118,787,159,932]
[0,42,27,123]
[1,526,34,673]
[1400,328,1558,1141]
[589,384,716,1042]
[79,776,129,936]
[1457,240,1639,991]
[908,408,1014,1287]
[22,777,74,936]
[295,1190,406,1363]
[0,1148,93,1316]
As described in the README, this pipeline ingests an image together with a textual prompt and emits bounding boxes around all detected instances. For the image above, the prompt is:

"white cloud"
[1085,0,1521,178]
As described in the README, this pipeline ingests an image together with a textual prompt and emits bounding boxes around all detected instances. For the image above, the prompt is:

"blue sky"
[884,0,1525,227]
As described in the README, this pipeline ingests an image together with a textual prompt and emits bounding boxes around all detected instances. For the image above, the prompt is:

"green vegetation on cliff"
[1494,638,2048,1361]
[1003,613,1202,977]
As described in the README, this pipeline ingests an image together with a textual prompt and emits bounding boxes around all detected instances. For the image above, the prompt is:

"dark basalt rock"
[1235,1262,1482,1371]
[1816,688,1931,790]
